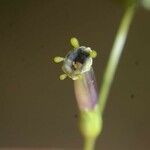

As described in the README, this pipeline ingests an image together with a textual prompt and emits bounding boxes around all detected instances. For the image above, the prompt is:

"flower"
[53,37,98,110]
[53,38,102,144]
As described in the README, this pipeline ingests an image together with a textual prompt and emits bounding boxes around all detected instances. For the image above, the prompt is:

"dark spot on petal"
[74,48,90,64]
[67,47,90,65]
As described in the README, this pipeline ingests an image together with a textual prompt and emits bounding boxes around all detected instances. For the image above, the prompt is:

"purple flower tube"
[74,68,98,111]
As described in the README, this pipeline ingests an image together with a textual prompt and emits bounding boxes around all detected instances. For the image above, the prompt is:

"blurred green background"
[0,0,150,149]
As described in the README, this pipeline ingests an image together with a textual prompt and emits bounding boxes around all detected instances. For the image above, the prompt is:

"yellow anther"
[89,50,97,58]
[53,56,64,63]
[59,74,67,80]
[70,37,79,48]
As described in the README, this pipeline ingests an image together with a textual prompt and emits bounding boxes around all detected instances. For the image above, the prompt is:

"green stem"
[80,108,102,150]
[84,137,96,150]
[98,4,136,115]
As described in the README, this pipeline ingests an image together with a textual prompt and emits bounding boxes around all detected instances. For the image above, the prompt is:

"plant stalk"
[84,137,96,150]
[98,4,136,115]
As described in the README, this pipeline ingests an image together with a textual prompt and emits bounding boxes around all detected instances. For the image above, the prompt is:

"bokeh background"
[0,0,150,150]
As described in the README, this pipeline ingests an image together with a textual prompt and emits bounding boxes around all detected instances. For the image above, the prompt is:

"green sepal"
[79,106,103,139]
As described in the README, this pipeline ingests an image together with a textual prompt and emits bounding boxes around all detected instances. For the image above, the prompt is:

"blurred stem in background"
[98,2,136,115]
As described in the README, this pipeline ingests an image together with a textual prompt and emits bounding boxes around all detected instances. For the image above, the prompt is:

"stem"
[80,108,102,150]
[98,4,136,115]
[84,137,96,150]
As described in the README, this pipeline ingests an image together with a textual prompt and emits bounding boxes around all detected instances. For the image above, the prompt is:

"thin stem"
[84,137,96,150]
[98,4,136,115]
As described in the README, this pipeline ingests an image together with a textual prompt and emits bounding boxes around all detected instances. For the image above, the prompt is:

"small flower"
[54,37,98,111]
[53,37,97,81]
